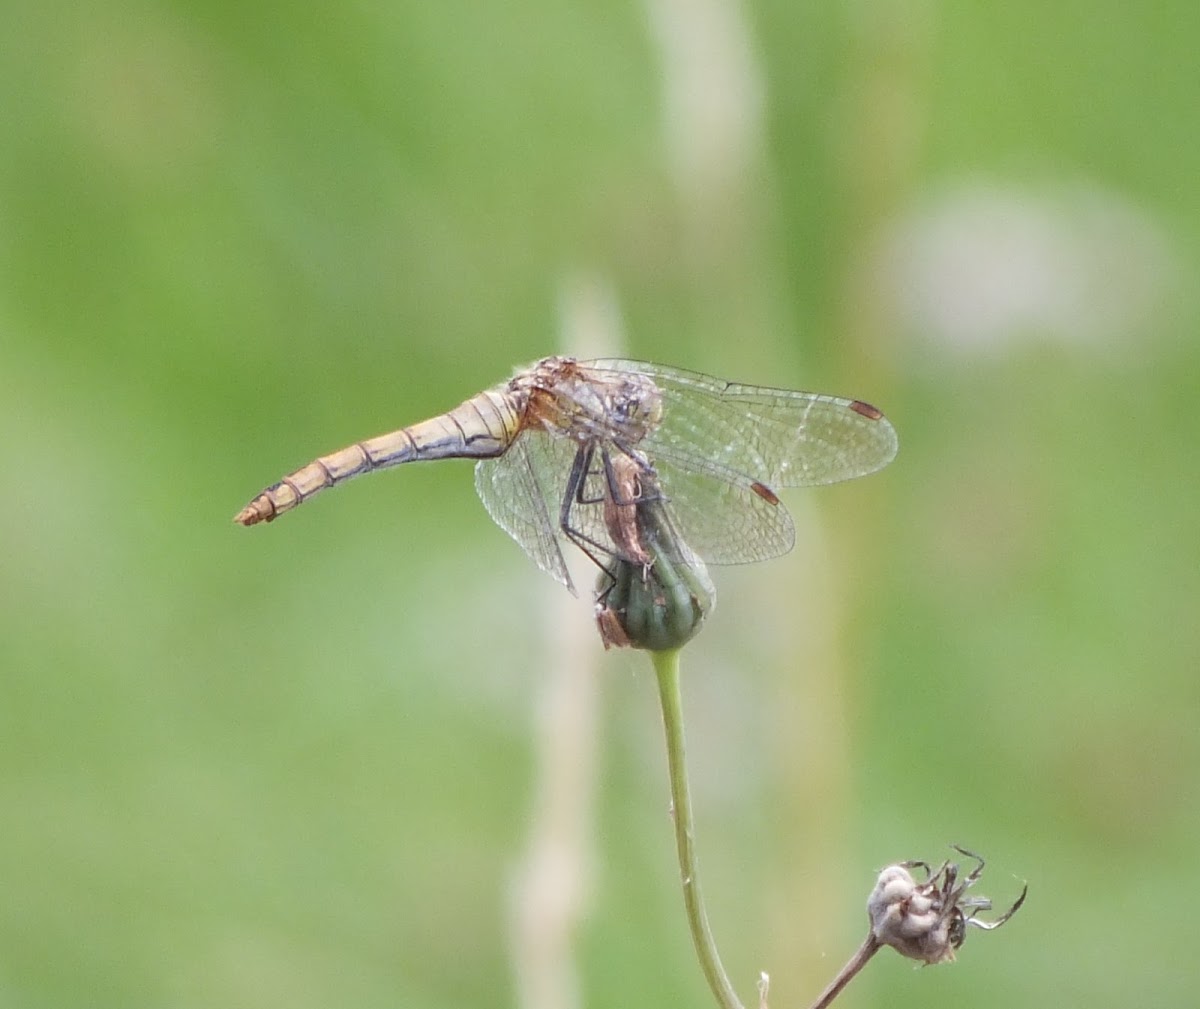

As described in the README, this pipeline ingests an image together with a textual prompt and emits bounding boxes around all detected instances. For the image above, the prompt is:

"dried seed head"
[868,863,958,964]
[809,847,1026,1009]
[867,846,1027,966]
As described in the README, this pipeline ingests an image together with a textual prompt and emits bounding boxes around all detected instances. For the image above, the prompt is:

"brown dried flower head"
[867,845,1027,965]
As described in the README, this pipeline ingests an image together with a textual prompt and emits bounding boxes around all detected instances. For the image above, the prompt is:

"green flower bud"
[593,456,715,651]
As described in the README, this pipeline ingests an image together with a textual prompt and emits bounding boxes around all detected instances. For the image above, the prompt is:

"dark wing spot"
[750,481,781,506]
[849,400,884,421]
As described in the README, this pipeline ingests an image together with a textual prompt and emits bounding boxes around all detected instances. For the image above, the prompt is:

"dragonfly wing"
[474,437,574,593]
[654,458,796,565]
[587,359,899,488]
[518,432,648,572]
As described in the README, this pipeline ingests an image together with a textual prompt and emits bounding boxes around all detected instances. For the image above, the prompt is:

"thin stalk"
[806,934,880,1009]
[651,647,745,1009]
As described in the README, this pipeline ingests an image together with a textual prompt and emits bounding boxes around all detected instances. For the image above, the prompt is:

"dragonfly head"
[609,371,664,438]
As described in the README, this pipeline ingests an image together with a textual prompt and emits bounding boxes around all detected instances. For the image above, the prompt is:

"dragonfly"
[234,356,898,594]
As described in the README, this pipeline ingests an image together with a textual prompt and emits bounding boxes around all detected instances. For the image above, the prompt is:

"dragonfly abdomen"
[234,387,521,526]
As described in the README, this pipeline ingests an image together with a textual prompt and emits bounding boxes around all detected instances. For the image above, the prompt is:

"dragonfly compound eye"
[610,375,663,432]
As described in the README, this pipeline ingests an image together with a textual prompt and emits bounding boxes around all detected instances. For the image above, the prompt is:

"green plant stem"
[651,647,745,1009]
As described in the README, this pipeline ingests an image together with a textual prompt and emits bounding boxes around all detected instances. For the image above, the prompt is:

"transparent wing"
[476,432,669,590]
[587,359,898,486]
[515,434,673,574]
[474,437,574,593]
[653,462,796,564]
[582,359,898,564]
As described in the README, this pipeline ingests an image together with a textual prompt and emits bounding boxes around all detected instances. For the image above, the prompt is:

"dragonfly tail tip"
[233,500,273,526]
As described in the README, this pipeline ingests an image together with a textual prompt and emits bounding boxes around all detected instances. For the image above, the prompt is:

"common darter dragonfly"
[235,357,898,594]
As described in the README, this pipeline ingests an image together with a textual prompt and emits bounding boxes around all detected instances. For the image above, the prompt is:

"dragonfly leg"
[559,443,659,577]
[570,442,608,507]
[571,444,660,508]
[558,443,625,577]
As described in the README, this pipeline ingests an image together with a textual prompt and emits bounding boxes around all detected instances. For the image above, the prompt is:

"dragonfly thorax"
[518,357,664,448]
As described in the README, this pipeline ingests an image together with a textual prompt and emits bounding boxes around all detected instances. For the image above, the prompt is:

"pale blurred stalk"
[507,274,626,1009]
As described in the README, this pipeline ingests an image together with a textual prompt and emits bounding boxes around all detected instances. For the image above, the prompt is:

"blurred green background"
[3,1,1198,1006]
